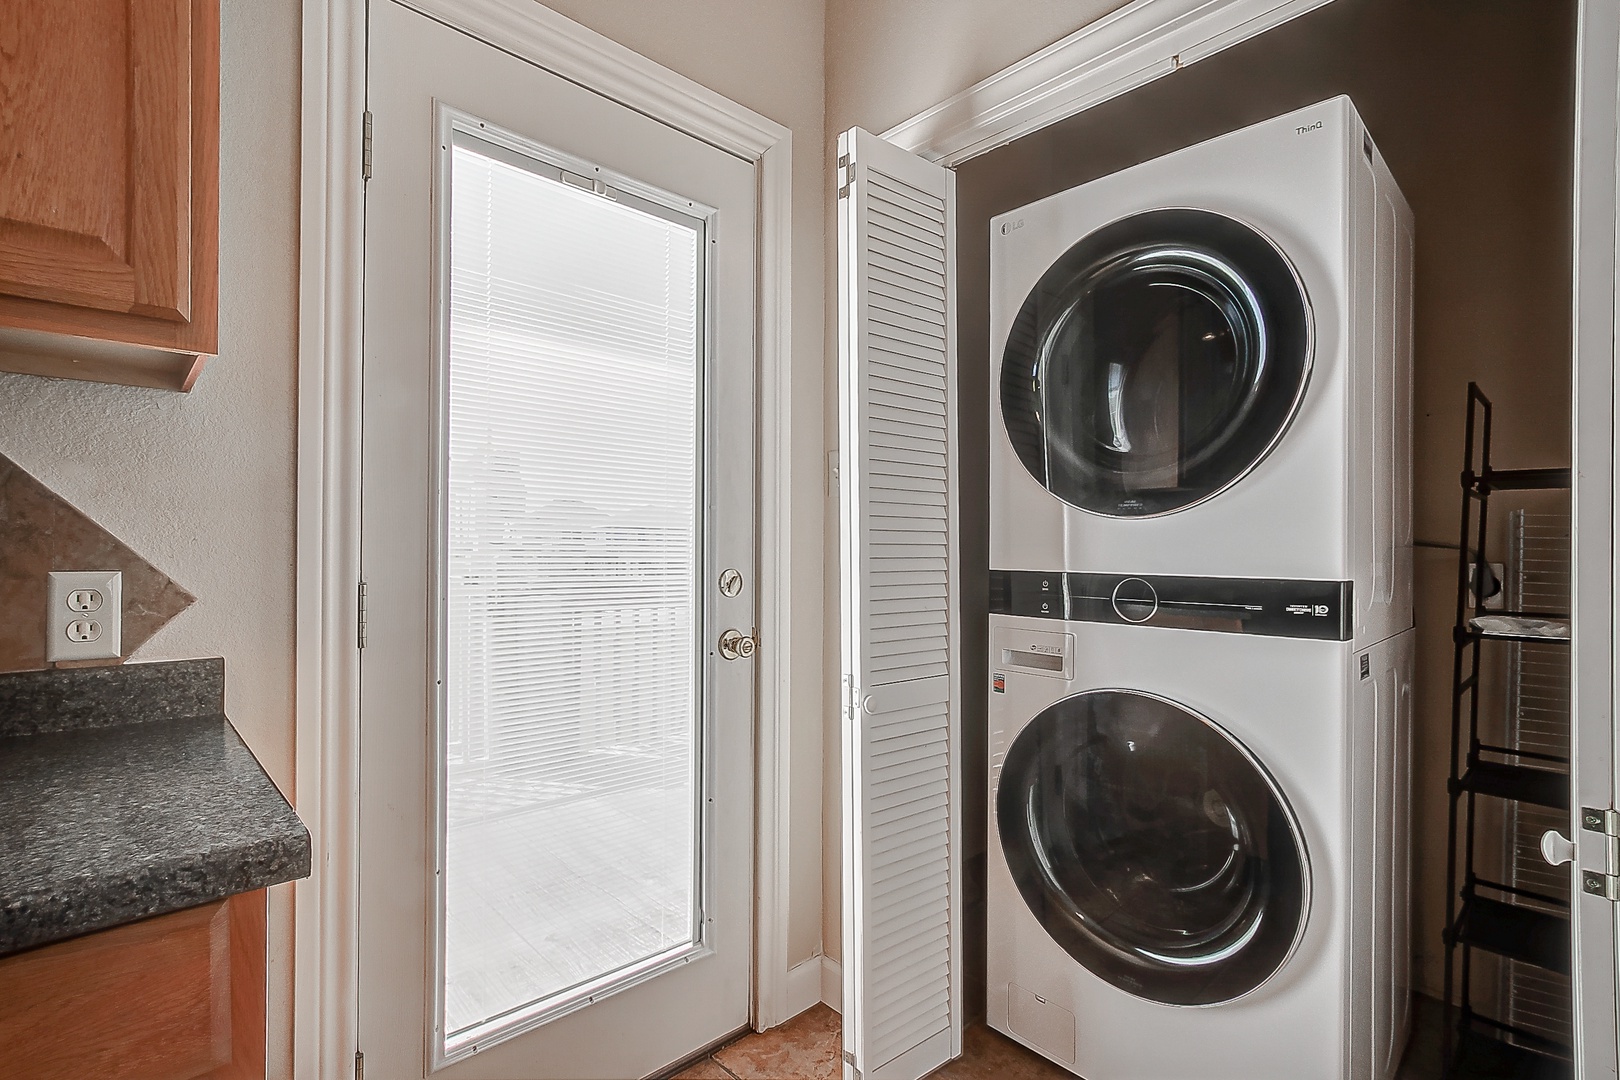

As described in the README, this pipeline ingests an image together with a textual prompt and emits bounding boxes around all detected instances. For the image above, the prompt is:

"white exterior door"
[837,126,963,1080]
[358,3,758,1076]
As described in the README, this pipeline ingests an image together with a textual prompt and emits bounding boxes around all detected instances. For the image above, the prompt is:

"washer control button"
[1111,577,1159,623]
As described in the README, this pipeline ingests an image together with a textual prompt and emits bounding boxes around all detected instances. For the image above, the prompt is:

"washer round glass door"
[997,689,1308,1005]
[1000,208,1312,517]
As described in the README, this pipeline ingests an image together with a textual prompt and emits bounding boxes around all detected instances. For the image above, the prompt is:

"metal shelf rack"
[1442,383,1573,1079]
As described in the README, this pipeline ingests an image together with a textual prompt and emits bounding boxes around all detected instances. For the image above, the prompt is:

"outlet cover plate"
[47,571,122,662]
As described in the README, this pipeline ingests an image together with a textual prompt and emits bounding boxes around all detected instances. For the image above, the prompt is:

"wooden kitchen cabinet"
[0,0,219,392]
[0,891,266,1080]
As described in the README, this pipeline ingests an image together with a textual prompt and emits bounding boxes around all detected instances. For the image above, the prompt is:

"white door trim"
[1570,0,1620,1074]
[879,0,1336,166]
[294,2,366,1078]
[295,2,797,1076]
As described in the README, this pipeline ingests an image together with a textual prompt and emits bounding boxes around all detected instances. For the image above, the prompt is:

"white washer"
[990,96,1413,648]
[987,617,1414,1080]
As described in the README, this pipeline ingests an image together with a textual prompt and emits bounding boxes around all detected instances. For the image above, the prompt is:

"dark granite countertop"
[0,658,310,956]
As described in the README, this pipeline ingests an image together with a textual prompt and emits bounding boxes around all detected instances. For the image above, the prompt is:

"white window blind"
[441,138,706,1044]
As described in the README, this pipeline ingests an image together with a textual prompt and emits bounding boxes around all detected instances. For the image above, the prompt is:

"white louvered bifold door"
[837,126,961,1080]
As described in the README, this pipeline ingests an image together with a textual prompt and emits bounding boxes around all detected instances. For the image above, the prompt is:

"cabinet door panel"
[0,0,192,320]
[0,891,266,1080]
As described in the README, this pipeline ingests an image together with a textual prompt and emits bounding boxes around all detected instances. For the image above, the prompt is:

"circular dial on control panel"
[1111,577,1159,623]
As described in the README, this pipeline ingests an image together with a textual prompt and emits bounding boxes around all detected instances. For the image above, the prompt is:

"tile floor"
[670,996,1447,1080]
[670,1004,1114,1080]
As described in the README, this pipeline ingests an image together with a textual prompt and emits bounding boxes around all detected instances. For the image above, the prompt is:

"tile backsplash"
[0,453,194,673]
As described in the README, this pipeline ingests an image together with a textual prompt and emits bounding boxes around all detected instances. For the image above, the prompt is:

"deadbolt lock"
[719,569,744,597]
[719,629,756,661]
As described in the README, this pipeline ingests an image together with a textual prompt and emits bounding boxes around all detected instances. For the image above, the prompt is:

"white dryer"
[986,616,1415,1080]
[990,96,1413,648]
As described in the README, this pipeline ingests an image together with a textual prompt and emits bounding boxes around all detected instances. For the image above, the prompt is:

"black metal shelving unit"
[1442,384,1573,1079]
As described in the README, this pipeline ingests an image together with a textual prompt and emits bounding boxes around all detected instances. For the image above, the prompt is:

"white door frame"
[874,0,1620,1072]
[1570,1,1620,1074]
[293,2,796,1077]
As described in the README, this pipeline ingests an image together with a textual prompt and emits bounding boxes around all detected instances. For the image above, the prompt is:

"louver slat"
[839,126,959,1080]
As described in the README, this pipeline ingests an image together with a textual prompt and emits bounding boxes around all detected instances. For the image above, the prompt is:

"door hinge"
[1581,806,1620,900]
[357,580,369,650]
[354,1050,364,1080]
[837,152,850,200]
[843,677,860,719]
[842,1048,861,1078]
[362,110,374,181]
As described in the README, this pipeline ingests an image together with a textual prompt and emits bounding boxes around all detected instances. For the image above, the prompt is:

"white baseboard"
[785,955,824,1020]
[820,956,842,1012]
[784,955,844,1018]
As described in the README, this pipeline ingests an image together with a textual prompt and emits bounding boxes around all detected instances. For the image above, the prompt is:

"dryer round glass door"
[1000,208,1312,517]
[996,689,1309,1005]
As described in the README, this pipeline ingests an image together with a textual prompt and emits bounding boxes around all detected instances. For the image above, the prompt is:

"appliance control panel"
[991,625,1074,679]
[989,570,1352,641]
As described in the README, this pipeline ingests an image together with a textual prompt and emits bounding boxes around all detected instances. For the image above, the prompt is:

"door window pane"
[442,137,704,1045]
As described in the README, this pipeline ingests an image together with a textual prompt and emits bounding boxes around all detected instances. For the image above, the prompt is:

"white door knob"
[1541,829,1576,867]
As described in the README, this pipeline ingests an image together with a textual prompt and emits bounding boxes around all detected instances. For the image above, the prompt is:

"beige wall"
[819,0,1131,969]
[0,0,303,1069]
[544,0,829,969]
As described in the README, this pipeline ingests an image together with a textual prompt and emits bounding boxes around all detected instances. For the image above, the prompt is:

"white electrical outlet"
[47,571,122,662]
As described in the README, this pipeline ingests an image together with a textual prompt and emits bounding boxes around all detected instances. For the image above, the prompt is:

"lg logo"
[999,218,1026,235]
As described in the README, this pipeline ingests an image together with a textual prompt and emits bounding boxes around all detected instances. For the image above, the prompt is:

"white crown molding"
[395,0,790,158]
[880,0,1336,166]
[297,1,799,1074]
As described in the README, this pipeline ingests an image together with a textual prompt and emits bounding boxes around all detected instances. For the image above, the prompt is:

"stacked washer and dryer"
[985,97,1416,1080]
